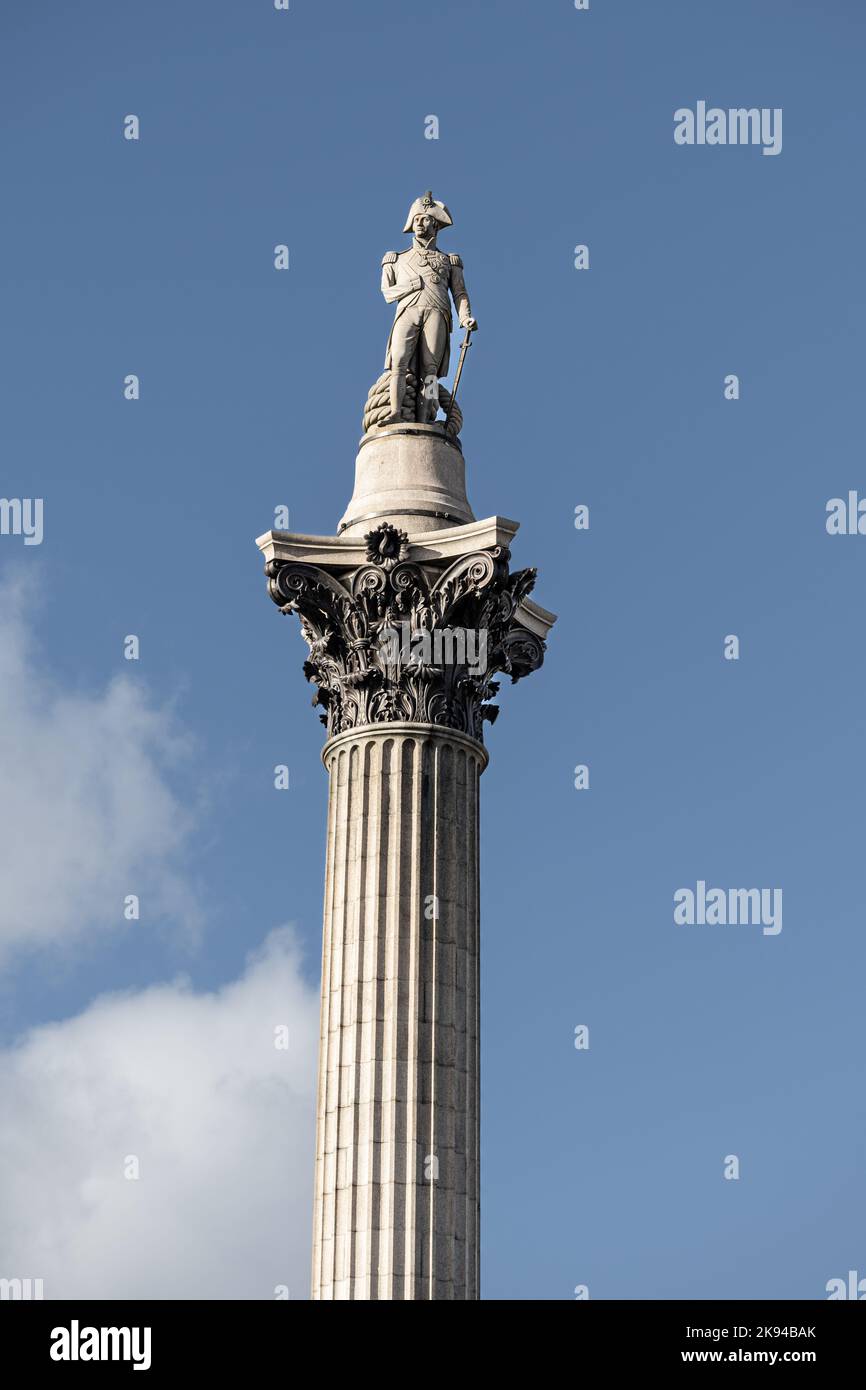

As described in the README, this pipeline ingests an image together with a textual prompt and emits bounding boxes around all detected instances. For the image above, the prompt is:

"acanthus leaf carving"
[266,525,546,742]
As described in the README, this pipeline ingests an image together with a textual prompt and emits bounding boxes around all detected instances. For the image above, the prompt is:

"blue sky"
[1,0,864,1299]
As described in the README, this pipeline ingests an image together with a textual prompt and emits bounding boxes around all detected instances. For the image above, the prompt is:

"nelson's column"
[257,192,555,1300]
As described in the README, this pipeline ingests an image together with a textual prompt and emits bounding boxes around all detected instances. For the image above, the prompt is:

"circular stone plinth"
[338,422,475,537]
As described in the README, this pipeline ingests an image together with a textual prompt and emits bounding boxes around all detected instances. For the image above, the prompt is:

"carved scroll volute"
[265,533,546,742]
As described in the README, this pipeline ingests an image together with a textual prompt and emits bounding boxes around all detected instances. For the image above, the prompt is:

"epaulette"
[382,251,398,265]
[448,253,463,267]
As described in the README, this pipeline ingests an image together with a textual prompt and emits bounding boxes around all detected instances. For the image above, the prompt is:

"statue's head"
[403,190,453,235]
[411,211,438,239]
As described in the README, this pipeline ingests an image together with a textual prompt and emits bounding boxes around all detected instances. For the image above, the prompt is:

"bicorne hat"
[402,190,453,234]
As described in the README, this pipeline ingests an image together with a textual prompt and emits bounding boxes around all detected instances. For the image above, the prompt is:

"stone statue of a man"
[381,191,477,424]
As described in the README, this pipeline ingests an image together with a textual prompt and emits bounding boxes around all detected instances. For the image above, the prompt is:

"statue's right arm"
[381,266,399,302]
[381,252,420,304]
[383,252,400,301]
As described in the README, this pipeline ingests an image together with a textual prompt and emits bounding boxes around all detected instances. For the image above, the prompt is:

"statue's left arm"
[449,254,477,330]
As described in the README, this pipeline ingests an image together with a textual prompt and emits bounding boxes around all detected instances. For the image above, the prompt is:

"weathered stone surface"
[339,422,473,537]
[311,725,484,1300]
[362,371,463,440]
[380,191,476,427]
[262,519,550,745]
[259,494,553,1300]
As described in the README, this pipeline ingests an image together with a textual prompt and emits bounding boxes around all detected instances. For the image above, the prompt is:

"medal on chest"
[416,250,447,284]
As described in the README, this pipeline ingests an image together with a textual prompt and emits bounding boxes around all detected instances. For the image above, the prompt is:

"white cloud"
[0,928,319,1299]
[0,578,200,958]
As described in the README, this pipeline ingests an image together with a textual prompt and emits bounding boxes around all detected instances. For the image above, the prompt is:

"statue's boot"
[421,374,440,422]
[383,369,405,424]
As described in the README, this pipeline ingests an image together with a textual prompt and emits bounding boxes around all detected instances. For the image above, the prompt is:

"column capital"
[260,519,556,746]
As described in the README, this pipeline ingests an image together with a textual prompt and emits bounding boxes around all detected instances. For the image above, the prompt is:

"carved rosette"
[264,524,545,743]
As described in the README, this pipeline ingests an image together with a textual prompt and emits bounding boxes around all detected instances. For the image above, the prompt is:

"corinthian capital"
[263,522,549,744]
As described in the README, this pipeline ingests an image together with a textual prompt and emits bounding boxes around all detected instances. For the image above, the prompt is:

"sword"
[446,326,473,427]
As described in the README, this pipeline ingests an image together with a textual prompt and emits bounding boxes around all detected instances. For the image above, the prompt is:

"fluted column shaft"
[311,722,486,1300]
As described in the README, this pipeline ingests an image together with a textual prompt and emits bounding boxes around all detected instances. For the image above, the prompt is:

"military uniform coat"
[381,241,471,376]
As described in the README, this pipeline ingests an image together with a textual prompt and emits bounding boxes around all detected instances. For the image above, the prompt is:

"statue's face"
[412,213,436,238]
